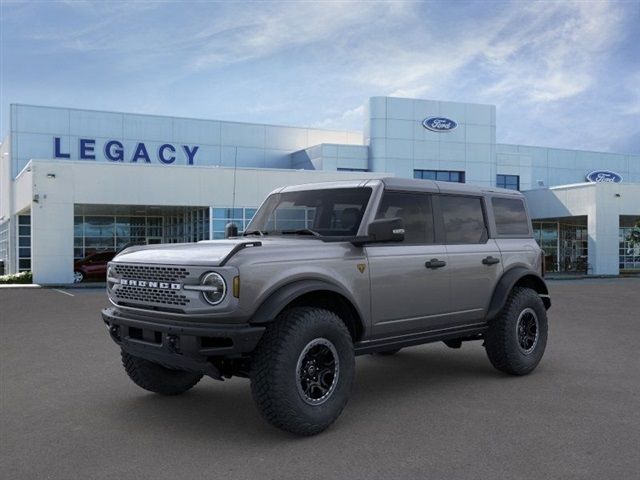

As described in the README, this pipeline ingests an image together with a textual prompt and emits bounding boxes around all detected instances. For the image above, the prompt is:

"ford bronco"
[102,178,550,435]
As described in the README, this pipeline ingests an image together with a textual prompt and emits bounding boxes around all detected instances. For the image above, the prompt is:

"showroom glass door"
[559,223,588,273]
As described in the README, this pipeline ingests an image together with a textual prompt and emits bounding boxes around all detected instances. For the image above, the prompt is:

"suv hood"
[112,237,326,267]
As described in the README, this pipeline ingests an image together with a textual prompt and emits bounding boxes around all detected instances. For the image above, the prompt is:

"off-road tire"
[250,307,355,436]
[375,348,401,356]
[485,287,548,375]
[121,351,202,395]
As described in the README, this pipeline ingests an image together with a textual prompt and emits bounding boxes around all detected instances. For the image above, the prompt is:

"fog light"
[201,272,226,305]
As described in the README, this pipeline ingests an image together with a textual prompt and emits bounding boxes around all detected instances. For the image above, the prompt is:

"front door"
[366,191,450,338]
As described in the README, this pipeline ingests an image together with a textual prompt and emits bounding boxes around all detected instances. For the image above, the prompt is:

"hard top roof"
[278,177,524,197]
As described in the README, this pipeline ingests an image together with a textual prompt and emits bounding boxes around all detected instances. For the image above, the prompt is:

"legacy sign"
[54,137,199,165]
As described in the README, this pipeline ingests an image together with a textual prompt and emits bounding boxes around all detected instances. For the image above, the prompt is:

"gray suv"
[102,178,550,435]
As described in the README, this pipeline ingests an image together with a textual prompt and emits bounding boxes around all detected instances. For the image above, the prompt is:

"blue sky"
[1,0,639,153]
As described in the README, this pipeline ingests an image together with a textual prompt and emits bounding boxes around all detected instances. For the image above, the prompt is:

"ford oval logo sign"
[585,170,623,183]
[422,117,457,132]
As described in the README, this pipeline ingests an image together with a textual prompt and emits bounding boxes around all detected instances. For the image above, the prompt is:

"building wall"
[365,97,496,184]
[9,104,363,178]
[292,144,369,171]
[0,136,12,272]
[496,144,640,190]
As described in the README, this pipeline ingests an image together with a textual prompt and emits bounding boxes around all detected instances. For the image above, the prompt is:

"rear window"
[492,198,530,236]
[440,195,487,244]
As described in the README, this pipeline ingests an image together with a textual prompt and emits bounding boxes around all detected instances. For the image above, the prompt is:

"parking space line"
[53,289,75,297]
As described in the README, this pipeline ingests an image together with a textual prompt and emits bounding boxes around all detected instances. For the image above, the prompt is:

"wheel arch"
[249,279,365,342]
[486,267,551,321]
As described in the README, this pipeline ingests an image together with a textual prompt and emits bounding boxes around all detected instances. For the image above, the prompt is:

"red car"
[73,251,116,283]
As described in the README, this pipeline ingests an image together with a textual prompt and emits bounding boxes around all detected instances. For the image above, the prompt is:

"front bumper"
[102,307,265,378]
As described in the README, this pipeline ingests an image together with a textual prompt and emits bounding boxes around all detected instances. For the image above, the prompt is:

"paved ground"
[1,279,639,480]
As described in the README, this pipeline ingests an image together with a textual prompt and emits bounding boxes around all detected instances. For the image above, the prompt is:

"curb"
[0,284,42,289]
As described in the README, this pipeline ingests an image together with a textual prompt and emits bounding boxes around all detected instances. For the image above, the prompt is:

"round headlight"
[106,265,115,291]
[201,272,226,305]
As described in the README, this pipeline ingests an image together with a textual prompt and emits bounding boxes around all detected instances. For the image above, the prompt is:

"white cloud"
[314,104,364,129]
[479,1,624,103]
[187,2,413,70]
[3,0,637,152]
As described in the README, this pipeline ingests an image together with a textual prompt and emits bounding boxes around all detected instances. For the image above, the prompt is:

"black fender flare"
[486,267,551,321]
[249,279,365,327]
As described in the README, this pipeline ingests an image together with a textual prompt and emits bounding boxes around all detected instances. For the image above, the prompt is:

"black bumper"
[102,307,265,378]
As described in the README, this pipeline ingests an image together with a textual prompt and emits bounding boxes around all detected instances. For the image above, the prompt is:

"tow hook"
[166,334,180,353]
[108,325,120,341]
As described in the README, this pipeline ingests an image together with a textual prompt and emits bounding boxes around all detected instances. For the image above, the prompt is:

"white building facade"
[1,97,638,284]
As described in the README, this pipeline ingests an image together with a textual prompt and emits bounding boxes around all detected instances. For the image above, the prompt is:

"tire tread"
[250,307,354,435]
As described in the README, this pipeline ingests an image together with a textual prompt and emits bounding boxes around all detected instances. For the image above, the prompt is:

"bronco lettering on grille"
[119,279,181,290]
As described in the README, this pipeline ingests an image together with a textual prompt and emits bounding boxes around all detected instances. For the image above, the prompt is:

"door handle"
[425,258,446,269]
[482,256,500,265]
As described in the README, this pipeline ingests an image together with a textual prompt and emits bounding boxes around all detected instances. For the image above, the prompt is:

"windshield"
[246,187,372,237]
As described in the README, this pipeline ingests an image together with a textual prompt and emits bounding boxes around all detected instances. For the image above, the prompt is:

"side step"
[354,324,487,356]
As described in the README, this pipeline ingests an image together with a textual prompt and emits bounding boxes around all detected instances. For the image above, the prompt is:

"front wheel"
[121,351,202,395]
[73,270,84,283]
[250,307,355,435]
[485,287,548,375]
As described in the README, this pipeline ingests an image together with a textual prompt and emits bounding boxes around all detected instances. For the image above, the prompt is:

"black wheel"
[375,348,401,356]
[250,307,355,436]
[121,351,202,395]
[485,287,548,375]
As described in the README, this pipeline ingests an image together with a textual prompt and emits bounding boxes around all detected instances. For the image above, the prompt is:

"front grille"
[110,263,194,309]
[113,264,189,282]
[114,285,190,306]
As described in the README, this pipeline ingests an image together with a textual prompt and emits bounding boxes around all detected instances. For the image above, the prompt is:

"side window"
[376,192,434,244]
[440,195,487,244]
[492,197,530,236]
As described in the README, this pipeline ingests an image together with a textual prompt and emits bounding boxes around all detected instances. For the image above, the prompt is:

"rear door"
[365,191,450,338]
[437,194,503,325]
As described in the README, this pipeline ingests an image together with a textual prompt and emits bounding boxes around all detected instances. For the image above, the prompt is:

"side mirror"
[225,222,239,238]
[365,217,405,243]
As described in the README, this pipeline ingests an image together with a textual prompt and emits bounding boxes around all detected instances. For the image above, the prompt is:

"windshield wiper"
[243,230,267,236]
[280,228,322,237]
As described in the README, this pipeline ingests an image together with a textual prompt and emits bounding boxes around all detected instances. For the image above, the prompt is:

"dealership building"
[1,97,639,284]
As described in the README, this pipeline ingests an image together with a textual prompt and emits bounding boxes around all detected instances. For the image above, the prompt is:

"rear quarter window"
[492,197,531,236]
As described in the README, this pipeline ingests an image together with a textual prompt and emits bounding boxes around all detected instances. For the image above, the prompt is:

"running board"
[354,324,487,355]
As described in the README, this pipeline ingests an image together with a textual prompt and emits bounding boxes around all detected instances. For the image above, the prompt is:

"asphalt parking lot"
[1,278,639,480]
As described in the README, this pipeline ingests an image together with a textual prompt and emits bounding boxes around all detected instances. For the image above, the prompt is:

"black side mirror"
[225,222,239,238]
[365,217,405,243]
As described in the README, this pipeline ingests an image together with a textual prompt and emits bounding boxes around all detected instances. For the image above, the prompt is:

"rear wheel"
[485,287,548,375]
[121,351,202,395]
[250,307,355,435]
[73,270,84,283]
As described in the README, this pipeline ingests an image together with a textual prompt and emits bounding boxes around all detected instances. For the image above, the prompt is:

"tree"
[626,219,640,246]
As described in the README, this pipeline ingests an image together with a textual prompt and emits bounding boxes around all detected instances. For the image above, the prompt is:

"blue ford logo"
[422,117,457,132]
[585,170,623,183]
